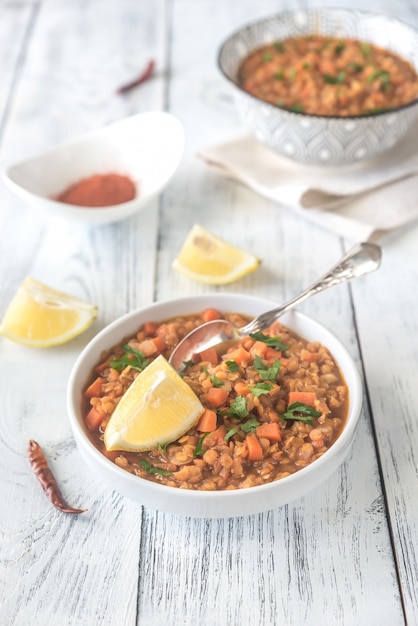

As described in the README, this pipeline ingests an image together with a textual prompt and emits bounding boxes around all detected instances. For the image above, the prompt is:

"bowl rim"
[217,7,418,121]
[67,293,363,505]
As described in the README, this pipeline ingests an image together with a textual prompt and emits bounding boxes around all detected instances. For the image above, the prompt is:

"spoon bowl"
[169,242,382,371]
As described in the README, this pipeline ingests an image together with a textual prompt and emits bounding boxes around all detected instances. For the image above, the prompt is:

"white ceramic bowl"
[67,293,362,518]
[218,9,418,165]
[3,111,184,224]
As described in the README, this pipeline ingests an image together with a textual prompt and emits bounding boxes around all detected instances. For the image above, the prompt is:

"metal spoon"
[169,242,382,372]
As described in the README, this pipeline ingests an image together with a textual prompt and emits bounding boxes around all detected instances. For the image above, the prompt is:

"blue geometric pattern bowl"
[218,9,418,165]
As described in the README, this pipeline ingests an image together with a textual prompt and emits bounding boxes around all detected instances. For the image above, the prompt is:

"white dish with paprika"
[3,111,184,224]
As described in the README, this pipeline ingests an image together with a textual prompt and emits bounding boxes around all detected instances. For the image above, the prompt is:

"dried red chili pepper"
[28,439,86,514]
[116,59,156,94]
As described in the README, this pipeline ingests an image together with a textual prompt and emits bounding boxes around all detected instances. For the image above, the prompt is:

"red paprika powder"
[55,173,137,207]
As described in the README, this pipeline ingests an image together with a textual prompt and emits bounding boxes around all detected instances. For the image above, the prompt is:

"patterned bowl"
[218,9,418,165]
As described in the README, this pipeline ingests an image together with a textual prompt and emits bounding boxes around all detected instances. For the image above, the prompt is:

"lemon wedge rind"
[104,355,205,452]
[172,224,261,285]
[0,277,98,348]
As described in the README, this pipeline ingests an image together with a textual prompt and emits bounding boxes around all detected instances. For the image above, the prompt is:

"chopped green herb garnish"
[335,40,345,56]
[253,355,281,381]
[224,428,238,441]
[288,68,296,80]
[110,345,149,373]
[323,71,346,84]
[288,104,304,112]
[274,69,285,80]
[158,441,170,454]
[348,61,363,72]
[203,366,223,388]
[248,382,274,397]
[139,460,174,476]
[303,62,311,70]
[363,107,391,115]
[280,401,322,425]
[367,70,390,91]
[273,41,284,52]
[222,396,249,419]
[225,360,239,372]
[194,432,210,457]
[361,42,371,57]
[249,332,289,351]
[262,52,272,62]
[276,99,285,108]
[241,416,260,433]
[182,359,194,369]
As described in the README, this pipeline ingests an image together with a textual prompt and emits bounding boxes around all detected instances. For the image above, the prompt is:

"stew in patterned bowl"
[218,9,418,165]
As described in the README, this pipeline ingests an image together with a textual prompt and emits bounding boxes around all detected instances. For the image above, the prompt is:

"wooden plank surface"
[0,0,417,624]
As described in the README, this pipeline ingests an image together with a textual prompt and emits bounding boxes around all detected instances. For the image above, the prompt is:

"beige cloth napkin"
[197,121,418,242]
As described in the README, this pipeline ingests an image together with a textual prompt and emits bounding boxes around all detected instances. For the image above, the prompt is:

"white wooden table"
[1,1,417,624]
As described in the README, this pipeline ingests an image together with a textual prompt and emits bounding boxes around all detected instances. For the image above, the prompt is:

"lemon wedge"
[172,224,261,284]
[104,354,205,452]
[0,277,98,348]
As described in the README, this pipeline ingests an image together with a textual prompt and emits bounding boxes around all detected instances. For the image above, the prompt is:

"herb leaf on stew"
[367,70,390,91]
[281,401,322,425]
[225,360,239,372]
[240,416,260,433]
[224,428,238,441]
[248,382,274,397]
[222,396,249,419]
[323,71,346,84]
[194,432,210,457]
[253,355,281,381]
[110,345,149,373]
[203,366,223,388]
[139,460,174,476]
[249,332,289,351]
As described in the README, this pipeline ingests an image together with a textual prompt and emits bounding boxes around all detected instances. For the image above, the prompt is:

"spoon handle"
[240,242,382,335]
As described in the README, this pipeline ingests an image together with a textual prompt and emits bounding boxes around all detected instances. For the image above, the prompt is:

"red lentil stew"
[83,309,349,491]
[238,35,418,117]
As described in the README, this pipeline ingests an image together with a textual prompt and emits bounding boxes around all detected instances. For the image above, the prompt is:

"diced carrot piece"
[288,391,317,408]
[102,449,120,461]
[201,308,222,323]
[235,381,250,396]
[84,377,103,398]
[223,346,250,366]
[156,323,169,339]
[301,349,319,362]
[205,425,226,446]
[199,347,219,365]
[250,341,268,358]
[206,387,228,407]
[142,321,159,336]
[265,347,282,362]
[320,59,335,75]
[94,359,111,374]
[86,406,104,431]
[246,434,263,461]
[137,339,158,357]
[152,336,166,353]
[266,409,280,423]
[197,409,218,432]
[256,422,281,442]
